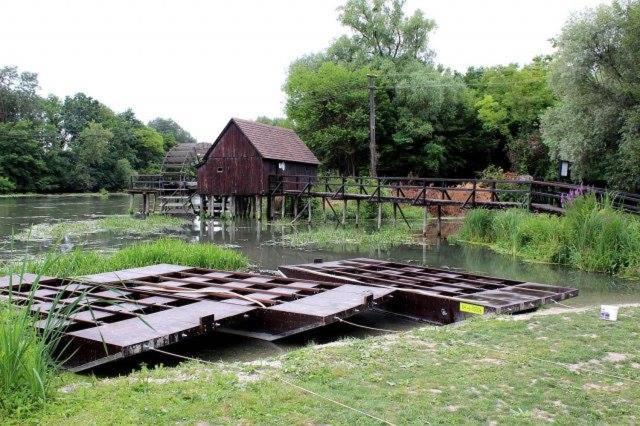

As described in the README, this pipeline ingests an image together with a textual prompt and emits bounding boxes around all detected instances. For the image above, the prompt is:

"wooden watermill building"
[197,118,319,217]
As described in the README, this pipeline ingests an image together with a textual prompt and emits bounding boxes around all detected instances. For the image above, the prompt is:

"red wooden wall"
[197,122,317,196]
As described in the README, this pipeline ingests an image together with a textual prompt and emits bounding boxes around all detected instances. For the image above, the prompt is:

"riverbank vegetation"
[7,305,638,424]
[1,238,248,277]
[280,224,417,250]
[15,214,187,241]
[452,195,640,279]
[0,238,248,417]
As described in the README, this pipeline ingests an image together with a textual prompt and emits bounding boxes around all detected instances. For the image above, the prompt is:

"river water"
[1,194,638,309]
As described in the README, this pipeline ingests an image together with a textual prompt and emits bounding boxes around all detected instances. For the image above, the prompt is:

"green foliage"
[17,238,248,277]
[0,303,56,415]
[281,225,416,250]
[541,0,640,190]
[285,0,501,177]
[337,0,436,62]
[466,57,556,177]
[285,62,371,175]
[452,195,640,277]
[0,176,16,194]
[148,117,197,148]
[0,67,195,194]
[255,116,294,129]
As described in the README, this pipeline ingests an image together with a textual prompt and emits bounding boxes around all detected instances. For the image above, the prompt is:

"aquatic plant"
[452,194,640,278]
[280,225,417,250]
[16,238,249,277]
[14,214,186,241]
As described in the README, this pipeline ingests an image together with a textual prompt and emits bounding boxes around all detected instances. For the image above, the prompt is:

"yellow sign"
[460,302,485,315]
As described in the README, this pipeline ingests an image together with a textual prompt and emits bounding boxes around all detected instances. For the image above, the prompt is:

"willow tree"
[541,0,640,189]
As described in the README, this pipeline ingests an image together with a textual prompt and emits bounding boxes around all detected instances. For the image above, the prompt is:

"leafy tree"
[134,127,165,172]
[285,0,497,177]
[148,117,196,147]
[0,66,41,123]
[465,57,556,176]
[0,121,47,191]
[541,0,640,189]
[337,0,436,63]
[286,62,372,175]
[61,93,114,139]
[256,116,294,129]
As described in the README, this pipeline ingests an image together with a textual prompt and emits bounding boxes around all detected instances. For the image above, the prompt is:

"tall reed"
[451,194,640,278]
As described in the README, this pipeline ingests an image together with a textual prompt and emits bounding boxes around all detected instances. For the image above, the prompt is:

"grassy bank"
[0,238,249,416]
[10,238,248,277]
[280,225,418,250]
[10,306,639,424]
[15,215,187,241]
[451,195,640,279]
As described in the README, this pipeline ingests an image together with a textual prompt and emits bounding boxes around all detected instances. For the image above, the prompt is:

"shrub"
[0,176,16,194]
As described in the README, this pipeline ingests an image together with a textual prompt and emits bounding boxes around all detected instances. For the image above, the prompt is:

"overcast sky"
[2,0,610,141]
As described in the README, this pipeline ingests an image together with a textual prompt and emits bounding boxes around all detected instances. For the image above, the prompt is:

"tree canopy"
[541,0,640,189]
[0,66,195,193]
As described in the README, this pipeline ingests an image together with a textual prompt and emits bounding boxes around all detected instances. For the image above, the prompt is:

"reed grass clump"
[15,238,248,277]
[452,194,640,278]
[0,271,84,416]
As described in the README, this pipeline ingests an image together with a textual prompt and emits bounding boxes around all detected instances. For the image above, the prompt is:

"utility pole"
[368,74,378,177]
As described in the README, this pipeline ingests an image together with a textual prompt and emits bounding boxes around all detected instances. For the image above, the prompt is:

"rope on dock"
[150,347,397,426]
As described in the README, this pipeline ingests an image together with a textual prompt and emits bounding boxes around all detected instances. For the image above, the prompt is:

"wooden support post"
[142,193,148,217]
[322,197,327,222]
[255,195,261,220]
[355,199,360,227]
[472,181,477,207]
[342,198,347,225]
[281,195,285,220]
[129,194,134,215]
[222,197,227,217]
[437,205,442,237]
[377,202,382,230]
[200,194,206,217]
[393,203,397,224]
[423,206,428,236]
[308,198,312,223]
[266,196,272,221]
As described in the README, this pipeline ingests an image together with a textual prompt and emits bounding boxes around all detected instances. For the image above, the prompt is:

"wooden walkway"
[268,175,640,231]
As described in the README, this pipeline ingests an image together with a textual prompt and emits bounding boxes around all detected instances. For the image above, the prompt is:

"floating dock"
[0,265,391,371]
[0,260,578,371]
[279,258,579,324]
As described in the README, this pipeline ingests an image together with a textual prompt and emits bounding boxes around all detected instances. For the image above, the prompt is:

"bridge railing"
[129,174,163,192]
[268,174,640,214]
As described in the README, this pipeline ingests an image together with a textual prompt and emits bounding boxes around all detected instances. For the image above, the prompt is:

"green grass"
[15,215,187,241]
[280,225,418,250]
[10,306,640,424]
[0,274,88,417]
[1,238,249,277]
[452,194,640,278]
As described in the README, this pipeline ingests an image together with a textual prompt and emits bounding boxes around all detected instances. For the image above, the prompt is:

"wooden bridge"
[267,175,640,233]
